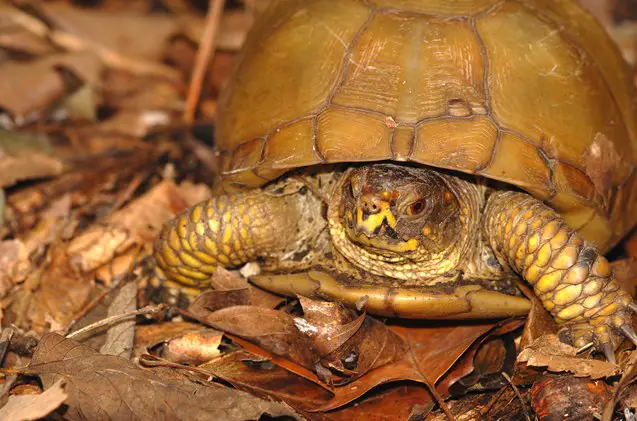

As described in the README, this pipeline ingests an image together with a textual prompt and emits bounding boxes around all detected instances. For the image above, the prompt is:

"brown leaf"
[0,52,101,121]
[0,240,31,298]
[519,294,558,351]
[0,153,63,190]
[29,333,301,421]
[0,379,68,421]
[202,318,523,414]
[201,350,335,411]
[299,298,407,382]
[518,334,620,378]
[439,322,521,396]
[99,281,137,358]
[68,180,210,273]
[132,321,206,360]
[160,330,223,365]
[189,304,319,369]
[210,266,250,290]
[191,267,286,311]
[313,318,523,412]
[15,247,93,333]
[299,298,363,357]
[0,130,63,188]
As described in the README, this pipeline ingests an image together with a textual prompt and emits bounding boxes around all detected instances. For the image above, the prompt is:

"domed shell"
[216,0,637,252]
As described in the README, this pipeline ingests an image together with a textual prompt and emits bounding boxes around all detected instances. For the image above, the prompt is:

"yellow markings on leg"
[208,219,219,233]
[222,225,233,245]
[536,271,562,293]
[168,228,181,250]
[551,246,577,270]
[161,242,182,266]
[592,259,611,277]
[553,284,583,306]
[527,233,540,253]
[582,293,602,309]
[190,205,203,223]
[179,251,202,268]
[564,265,588,285]
[203,237,218,255]
[557,304,585,320]
[177,217,188,238]
[535,243,551,267]
[483,190,634,345]
[582,279,602,295]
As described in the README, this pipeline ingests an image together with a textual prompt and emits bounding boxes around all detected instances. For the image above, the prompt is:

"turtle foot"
[559,293,637,363]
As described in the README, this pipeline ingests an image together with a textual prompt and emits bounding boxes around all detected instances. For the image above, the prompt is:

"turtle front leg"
[483,190,637,359]
[154,179,324,288]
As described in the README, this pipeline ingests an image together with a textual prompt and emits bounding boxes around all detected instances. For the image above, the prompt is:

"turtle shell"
[216,0,637,252]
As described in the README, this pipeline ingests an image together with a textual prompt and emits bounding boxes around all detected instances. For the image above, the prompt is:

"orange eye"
[407,199,427,216]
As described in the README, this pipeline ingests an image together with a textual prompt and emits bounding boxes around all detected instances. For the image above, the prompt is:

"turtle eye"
[406,199,427,216]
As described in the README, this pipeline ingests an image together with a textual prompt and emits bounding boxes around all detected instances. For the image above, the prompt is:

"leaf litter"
[0,0,637,420]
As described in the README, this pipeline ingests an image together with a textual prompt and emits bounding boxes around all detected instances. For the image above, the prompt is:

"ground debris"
[1,1,636,420]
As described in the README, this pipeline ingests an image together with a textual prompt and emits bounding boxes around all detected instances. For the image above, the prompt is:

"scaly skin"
[154,166,637,358]
[154,182,324,287]
[483,190,634,348]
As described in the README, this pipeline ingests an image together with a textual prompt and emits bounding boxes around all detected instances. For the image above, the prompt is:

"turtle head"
[337,164,463,258]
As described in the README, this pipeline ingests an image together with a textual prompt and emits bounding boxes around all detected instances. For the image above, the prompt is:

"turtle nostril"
[360,195,381,216]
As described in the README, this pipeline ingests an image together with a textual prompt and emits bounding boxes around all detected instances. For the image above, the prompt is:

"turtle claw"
[600,341,616,364]
[620,324,637,347]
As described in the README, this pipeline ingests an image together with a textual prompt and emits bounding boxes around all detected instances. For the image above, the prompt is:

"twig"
[66,304,167,340]
[480,386,507,418]
[502,372,531,421]
[577,341,595,354]
[184,0,225,123]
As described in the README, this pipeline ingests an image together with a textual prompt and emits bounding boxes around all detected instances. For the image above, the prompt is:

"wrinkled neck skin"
[328,164,485,283]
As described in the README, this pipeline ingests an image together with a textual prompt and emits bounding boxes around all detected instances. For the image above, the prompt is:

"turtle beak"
[355,193,397,237]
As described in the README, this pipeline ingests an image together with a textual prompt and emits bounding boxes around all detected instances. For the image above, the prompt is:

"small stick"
[502,372,531,421]
[480,386,507,417]
[66,304,167,340]
[184,0,225,123]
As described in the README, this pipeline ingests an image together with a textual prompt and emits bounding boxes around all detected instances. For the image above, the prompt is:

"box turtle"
[155,0,637,360]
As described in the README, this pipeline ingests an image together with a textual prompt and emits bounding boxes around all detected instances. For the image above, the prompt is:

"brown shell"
[216,0,637,252]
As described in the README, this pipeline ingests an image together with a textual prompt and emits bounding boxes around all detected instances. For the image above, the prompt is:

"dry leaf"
[18,247,93,333]
[189,304,319,369]
[29,333,301,421]
[67,180,210,273]
[518,334,620,379]
[0,52,101,122]
[99,281,137,358]
[193,267,285,311]
[299,298,407,382]
[0,240,31,298]
[0,130,63,188]
[161,330,223,365]
[0,379,68,421]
